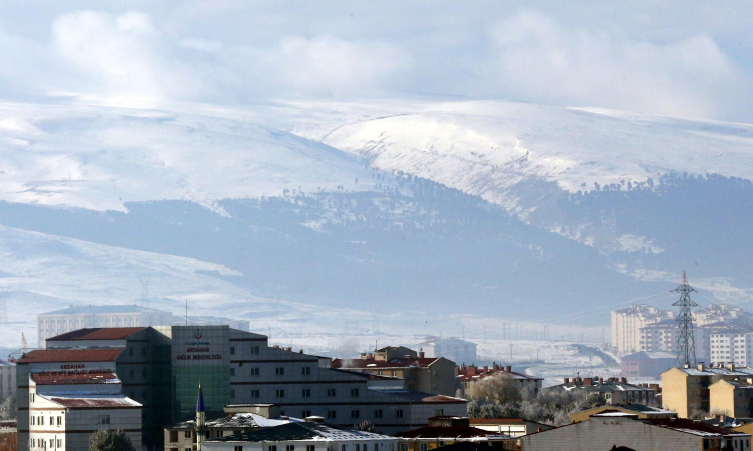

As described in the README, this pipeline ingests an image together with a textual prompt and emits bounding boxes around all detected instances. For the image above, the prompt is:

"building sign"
[171,326,229,367]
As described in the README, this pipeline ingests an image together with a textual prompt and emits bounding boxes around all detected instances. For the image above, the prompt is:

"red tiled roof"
[396,426,495,439]
[48,327,145,341]
[332,358,439,369]
[32,371,119,385]
[45,395,141,408]
[17,348,124,363]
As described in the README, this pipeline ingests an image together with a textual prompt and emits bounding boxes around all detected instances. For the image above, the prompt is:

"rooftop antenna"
[673,270,699,367]
[185,299,188,326]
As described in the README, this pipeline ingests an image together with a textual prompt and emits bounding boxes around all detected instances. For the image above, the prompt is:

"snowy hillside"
[0,102,377,211]
[279,100,753,214]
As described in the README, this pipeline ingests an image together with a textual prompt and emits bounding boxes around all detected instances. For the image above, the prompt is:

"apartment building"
[332,351,458,396]
[520,412,751,451]
[469,418,553,437]
[546,377,657,405]
[709,379,753,419]
[710,333,753,366]
[456,364,543,398]
[415,338,477,365]
[621,351,676,377]
[27,371,142,451]
[612,304,674,354]
[662,362,753,418]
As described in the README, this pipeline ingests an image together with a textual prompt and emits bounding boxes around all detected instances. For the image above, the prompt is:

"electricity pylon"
[673,270,698,368]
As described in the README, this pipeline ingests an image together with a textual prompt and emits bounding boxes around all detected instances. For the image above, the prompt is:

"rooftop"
[170,413,292,430]
[40,304,169,316]
[397,426,511,440]
[332,357,440,369]
[48,327,145,341]
[41,394,141,409]
[209,422,393,443]
[643,418,750,437]
[18,348,124,363]
[32,371,119,385]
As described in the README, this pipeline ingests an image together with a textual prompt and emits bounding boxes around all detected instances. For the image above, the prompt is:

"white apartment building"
[27,371,141,451]
[710,333,753,366]
[612,305,674,354]
[415,337,477,365]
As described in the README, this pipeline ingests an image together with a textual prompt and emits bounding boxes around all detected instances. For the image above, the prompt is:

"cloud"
[486,11,749,119]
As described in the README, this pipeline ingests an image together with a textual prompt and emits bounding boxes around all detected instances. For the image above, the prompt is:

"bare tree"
[467,373,524,405]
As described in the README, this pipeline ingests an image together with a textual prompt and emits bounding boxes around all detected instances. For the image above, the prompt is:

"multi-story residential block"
[0,361,15,402]
[332,350,458,396]
[202,421,399,451]
[415,338,477,365]
[709,379,753,418]
[37,305,250,346]
[545,377,657,405]
[27,370,142,451]
[662,362,753,418]
[520,412,751,451]
[710,333,753,366]
[612,304,674,354]
[456,365,543,398]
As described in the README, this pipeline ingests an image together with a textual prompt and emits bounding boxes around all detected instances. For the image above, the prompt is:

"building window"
[302,410,311,418]
[50,416,53,425]
[392,371,397,377]
[142,368,147,378]
[351,388,360,397]
[230,346,236,355]
[307,446,315,451]
[286,446,295,451]
[375,410,383,418]
[218,431,224,438]
[327,388,336,397]
[129,348,134,356]
[251,346,260,354]
[251,368,260,376]
[269,446,277,451]
[231,390,236,399]
[351,410,360,419]
[235,447,243,451]
[420,445,428,451]
[276,389,285,398]
[141,347,146,356]
[184,431,191,438]
[302,389,311,398]
[342,445,346,451]
[400,445,409,451]
[396,410,404,418]
[130,369,135,378]
[302,367,311,375]
[434,409,444,416]
[99,415,110,425]
[327,410,337,419]
[230,368,235,376]
[57,416,61,426]
[276,367,285,376]
[170,431,179,443]
[251,390,260,398]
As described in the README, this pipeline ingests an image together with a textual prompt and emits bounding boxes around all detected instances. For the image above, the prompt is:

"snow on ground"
[0,102,383,212]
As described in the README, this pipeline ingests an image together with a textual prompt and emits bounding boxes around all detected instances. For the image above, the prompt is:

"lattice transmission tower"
[673,270,698,367]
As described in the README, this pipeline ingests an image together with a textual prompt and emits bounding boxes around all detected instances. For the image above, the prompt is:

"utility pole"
[673,271,699,367]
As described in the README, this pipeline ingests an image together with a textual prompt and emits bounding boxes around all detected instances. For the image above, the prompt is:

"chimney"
[684,363,690,369]
[583,378,593,386]
[697,362,705,371]
[728,362,735,371]
[483,366,489,375]
[493,364,500,370]
[505,366,512,372]
[563,377,570,384]
[537,428,541,432]
[361,353,367,359]
[620,377,627,383]
[419,351,425,358]
[599,377,604,385]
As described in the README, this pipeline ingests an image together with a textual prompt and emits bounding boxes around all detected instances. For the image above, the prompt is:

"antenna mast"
[672,270,698,367]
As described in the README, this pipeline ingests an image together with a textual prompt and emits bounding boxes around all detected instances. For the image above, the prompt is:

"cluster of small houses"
[4,323,753,450]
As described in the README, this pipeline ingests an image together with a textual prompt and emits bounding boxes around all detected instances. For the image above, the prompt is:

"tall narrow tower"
[672,270,698,367]
[196,382,206,451]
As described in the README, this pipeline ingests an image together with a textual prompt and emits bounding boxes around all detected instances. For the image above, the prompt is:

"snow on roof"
[41,394,141,409]
[208,422,395,443]
[368,388,467,404]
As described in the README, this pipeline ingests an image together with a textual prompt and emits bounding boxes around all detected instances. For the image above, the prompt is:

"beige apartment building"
[612,304,674,354]
[710,379,753,418]
[662,363,753,418]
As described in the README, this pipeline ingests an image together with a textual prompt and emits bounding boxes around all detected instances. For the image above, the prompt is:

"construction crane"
[7,332,34,362]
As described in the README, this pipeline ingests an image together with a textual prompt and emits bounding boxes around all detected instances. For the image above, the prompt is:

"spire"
[196,381,205,413]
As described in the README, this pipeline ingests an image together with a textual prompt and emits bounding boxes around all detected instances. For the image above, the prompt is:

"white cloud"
[487,11,749,119]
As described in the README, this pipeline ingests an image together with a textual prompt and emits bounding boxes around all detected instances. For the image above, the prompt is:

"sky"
[0,1,752,122]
